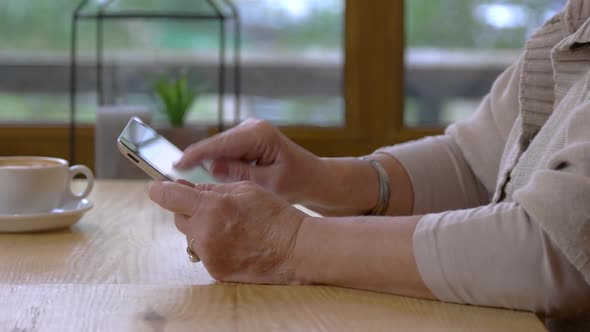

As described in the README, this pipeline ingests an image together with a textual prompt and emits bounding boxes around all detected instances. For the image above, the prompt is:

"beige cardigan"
[381,0,590,322]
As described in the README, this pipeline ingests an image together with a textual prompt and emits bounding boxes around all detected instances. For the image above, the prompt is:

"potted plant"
[153,73,208,149]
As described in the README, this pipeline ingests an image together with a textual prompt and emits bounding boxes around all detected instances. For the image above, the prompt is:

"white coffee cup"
[0,156,94,215]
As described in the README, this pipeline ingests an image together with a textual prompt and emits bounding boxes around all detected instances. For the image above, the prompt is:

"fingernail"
[202,160,212,171]
[173,160,185,169]
[176,179,196,188]
[210,161,228,178]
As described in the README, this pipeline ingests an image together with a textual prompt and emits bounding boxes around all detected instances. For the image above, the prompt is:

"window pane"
[0,0,344,127]
[234,0,344,126]
[404,0,565,127]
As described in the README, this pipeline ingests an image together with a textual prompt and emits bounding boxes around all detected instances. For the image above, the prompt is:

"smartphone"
[117,117,214,183]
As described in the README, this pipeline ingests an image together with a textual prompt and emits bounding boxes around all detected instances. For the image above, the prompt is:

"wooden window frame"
[0,0,442,170]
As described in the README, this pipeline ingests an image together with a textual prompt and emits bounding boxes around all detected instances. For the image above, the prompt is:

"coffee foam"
[0,158,62,168]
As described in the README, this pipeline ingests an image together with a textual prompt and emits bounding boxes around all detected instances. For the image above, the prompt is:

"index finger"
[174,121,261,169]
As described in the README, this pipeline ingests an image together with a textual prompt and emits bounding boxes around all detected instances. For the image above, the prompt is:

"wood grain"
[0,181,214,285]
[0,181,547,331]
[0,284,547,332]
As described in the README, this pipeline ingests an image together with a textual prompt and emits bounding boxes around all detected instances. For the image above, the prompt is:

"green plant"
[153,74,199,127]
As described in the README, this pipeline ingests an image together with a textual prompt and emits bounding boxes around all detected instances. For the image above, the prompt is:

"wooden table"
[0,181,547,331]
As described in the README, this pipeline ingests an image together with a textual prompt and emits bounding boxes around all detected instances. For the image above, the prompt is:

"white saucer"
[0,199,93,233]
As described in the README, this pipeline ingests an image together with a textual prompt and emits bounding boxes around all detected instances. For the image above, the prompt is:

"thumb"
[210,159,266,183]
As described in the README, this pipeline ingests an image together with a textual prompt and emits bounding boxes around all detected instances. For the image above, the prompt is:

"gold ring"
[186,238,200,263]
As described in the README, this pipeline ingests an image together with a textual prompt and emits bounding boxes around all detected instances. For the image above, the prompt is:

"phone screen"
[119,118,214,183]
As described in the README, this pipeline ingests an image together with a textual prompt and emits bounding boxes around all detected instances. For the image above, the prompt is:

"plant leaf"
[152,74,199,127]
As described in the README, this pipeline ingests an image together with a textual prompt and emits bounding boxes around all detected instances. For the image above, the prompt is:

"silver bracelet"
[360,156,391,216]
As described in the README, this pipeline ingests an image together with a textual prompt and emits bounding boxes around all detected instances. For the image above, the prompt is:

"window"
[1,0,401,168]
[1,1,572,166]
[404,0,565,127]
[0,0,344,127]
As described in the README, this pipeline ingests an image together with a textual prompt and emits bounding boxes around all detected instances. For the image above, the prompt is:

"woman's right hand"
[174,119,326,204]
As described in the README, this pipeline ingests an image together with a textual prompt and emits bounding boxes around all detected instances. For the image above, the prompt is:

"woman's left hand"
[148,180,306,285]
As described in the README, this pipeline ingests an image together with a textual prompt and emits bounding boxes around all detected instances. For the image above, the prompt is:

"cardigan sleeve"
[411,102,590,315]
[378,55,523,214]
[377,135,489,214]
[378,52,590,315]
[414,203,590,316]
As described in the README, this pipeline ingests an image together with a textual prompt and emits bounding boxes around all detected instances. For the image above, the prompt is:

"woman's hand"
[174,118,414,216]
[148,180,307,285]
[174,119,325,204]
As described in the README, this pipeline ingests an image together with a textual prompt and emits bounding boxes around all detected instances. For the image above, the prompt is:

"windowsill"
[0,50,343,67]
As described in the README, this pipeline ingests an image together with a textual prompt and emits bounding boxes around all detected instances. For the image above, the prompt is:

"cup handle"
[68,165,95,200]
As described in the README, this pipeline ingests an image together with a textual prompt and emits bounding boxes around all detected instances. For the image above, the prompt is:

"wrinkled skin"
[149,180,306,284]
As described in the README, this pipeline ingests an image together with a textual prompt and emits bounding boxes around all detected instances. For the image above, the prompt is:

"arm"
[291,72,590,316]
[171,54,521,218]
[303,135,491,217]
[292,104,590,315]
[303,55,525,217]
[173,119,411,217]
[173,55,523,218]
[291,204,590,316]
[291,214,434,299]
[299,155,415,216]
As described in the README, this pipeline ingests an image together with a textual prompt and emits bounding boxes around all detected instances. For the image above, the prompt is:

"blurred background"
[0,0,566,168]
[405,0,564,126]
